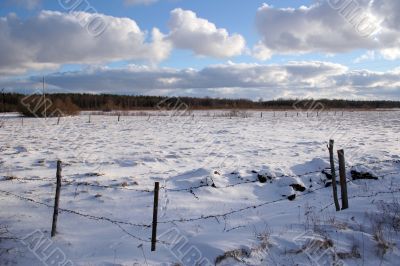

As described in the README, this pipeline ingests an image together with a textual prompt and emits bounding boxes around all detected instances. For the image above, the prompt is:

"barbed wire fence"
[0,158,399,247]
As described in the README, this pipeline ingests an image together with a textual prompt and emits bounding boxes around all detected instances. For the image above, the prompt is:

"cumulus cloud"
[252,42,273,61]
[255,0,400,59]
[0,9,247,75]
[167,8,246,58]
[0,11,172,75]
[3,61,399,100]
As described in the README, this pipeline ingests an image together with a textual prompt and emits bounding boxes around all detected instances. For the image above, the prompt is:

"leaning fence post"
[151,182,160,251]
[51,160,62,237]
[57,115,61,125]
[328,140,340,211]
[338,149,349,210]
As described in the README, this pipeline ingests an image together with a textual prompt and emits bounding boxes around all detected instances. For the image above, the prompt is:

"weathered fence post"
[88,114,91,123]
[57,115,61,125]
[260,112,263,118]
[118,114,120,122]
[21,117,24,126]
[338,149,349,210]
[151,182,160,251]
[51,160,62,237]
[328,140,340,211]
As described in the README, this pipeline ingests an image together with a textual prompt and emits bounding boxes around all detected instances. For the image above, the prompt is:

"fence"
[1,158,399,251]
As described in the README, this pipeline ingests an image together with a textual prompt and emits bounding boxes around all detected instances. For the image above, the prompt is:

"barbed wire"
[0,170,398,244]
[318,171,400,212]
[3,158,398,195]
[0,189,152,242]
[1,160,398,232]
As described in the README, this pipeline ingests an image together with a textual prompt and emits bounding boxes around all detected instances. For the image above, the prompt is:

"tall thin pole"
[43,76,47,119]
[338,150,349,210]
[328,140,340,211]
[1,88,5,113]
[151,182,160,251]
[51,160,62,237]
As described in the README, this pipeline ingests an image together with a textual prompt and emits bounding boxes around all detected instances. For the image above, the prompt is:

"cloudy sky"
[0,0,399,100]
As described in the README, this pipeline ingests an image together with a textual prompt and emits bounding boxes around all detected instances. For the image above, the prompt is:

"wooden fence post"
[338,149,349,210]
[21,117,24,126]
[151,182,160,251]
[51,160,62,237]
[57,115,61,125]
[88,114,91,123]
[328,140,340,211]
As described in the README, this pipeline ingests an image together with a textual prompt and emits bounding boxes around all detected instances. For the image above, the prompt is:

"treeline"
[1,93,400,117]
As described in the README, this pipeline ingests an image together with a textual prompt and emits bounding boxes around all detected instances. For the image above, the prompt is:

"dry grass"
[215,248,251,265]
[2,176,17,181]
[372,224,395,258]
[337,245,361,260]
[215,225,272,265]
[376,198,400,232]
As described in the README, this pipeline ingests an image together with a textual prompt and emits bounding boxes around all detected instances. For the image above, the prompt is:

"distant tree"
[18,95,79,117]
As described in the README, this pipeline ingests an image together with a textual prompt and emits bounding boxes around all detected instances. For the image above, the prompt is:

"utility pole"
[43,76,47,119]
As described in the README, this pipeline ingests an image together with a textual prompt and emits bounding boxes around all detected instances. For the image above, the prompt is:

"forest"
[1,92,400,117]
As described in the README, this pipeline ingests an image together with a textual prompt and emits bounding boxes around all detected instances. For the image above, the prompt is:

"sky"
[0,0,399,100]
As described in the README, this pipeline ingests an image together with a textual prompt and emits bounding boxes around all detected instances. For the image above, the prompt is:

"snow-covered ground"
[0,110,399,265]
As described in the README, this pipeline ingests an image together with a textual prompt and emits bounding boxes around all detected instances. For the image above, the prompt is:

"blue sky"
[0,0,399,99]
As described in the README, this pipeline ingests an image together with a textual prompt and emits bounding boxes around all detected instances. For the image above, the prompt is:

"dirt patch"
[351,170,378,180]
[290,184,306,192]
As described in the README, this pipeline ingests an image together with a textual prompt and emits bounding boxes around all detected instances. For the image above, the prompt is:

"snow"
[0,110,399,265]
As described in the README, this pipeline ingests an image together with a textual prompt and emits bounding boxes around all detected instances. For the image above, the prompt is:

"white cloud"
[380,48,400,60]
[167,8,246,58]
[252,42,273,61]
[354,51,376,63]
[3,61,399,100]
[0,11,172,75]
[0,9,247,75]
[255,1,400,60]
[124,0,158,6]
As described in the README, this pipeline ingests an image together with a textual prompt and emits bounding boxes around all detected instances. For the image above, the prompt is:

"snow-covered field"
[0,110,400,265]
